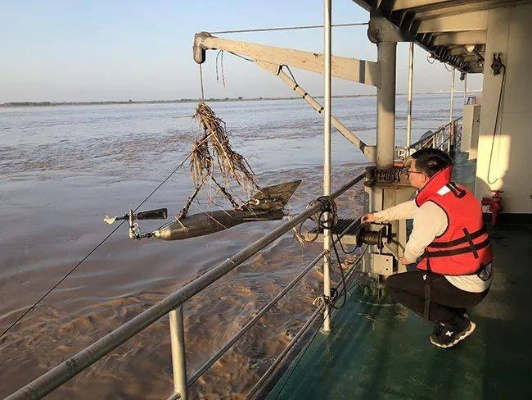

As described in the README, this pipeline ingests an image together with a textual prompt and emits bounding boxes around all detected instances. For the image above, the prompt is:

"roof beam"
[432,31,486,45]
[417,11,488,33]
[392,0,454,11]
[414,0,530,19]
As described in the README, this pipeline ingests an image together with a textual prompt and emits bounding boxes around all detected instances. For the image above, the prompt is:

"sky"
[0,0,482,103]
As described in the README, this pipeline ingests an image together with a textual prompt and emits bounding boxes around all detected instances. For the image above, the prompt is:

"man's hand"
[399,256,414,266]
[361,213,376,224]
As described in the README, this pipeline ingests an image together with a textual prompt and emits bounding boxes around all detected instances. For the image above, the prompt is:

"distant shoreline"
[0,91,479,108]
[0,95,367,108]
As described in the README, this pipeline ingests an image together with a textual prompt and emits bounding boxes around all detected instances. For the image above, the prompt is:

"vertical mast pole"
[464,73,468,104]
[406,42,414,150]
[450,67,455,123]
[322,0,332,333]
[449,68,456,152]
[377,41,397,167]
[368,16,398,282]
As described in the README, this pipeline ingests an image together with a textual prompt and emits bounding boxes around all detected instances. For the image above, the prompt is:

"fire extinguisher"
[481,190,503,226]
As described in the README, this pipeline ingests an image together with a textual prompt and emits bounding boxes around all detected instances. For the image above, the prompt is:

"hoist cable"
[199,64,205,101]
[211,22,367,35]
[0,222,125,340]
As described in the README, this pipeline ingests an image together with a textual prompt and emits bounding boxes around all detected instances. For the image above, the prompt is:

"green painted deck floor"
[267,220,532,400]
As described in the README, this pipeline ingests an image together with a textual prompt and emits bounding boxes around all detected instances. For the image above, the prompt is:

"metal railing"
[409,117,463,153]
[6,173,366,400]
[396,117,463,160]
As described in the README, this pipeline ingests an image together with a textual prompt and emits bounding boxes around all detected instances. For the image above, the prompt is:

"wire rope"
[210,22,367,35]
[199,64,205,101]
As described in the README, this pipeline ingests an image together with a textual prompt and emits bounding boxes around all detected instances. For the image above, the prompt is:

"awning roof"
[352,0,532,73]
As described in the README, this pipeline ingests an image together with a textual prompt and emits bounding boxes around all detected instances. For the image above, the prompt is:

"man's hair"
[411,148,452,177]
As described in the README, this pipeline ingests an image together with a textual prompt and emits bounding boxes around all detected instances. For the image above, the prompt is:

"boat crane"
[192,25,418,279]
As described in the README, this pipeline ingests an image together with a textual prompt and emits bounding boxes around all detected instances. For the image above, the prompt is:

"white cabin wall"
[477,4,532,214]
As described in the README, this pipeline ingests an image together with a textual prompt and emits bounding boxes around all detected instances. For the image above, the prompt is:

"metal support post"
[377,40,399,262]
[376,41,397,167]
[322,0,332,333]
[169,307,187,400]
[407,42,414,150]
[364,16,402,278]
[464,73,468,104]
[449,68,456,153]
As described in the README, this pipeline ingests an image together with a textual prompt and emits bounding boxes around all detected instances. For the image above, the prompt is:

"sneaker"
[430,320,476,349]
[432,322,445,337]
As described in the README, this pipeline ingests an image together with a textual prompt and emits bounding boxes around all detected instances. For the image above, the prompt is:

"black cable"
[330,239,348,309]
[313,197,348,310]
[298,196,364,309]
[295,197,361,310]
[294,197,332,244]
[487,64,507,184]
[335,232,358,254]
[0,222,125,339]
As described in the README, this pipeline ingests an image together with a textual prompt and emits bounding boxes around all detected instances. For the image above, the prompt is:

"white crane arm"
[193,32,380,87]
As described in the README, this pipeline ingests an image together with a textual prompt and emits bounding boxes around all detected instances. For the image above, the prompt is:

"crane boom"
[192,32,377,161]
[193,32,380,87]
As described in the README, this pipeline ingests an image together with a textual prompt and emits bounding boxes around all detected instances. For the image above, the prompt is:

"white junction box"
[372,253,394,275]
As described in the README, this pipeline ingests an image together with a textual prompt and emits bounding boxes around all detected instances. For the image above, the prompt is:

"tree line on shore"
[0,94,379,108]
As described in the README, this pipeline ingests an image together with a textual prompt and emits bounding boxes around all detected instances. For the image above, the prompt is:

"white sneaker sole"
[430,321,476,349]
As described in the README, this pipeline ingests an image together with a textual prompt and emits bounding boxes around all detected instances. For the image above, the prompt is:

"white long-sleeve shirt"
[373,200,490,293]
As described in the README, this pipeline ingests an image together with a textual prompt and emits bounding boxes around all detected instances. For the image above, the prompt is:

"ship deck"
[266,154,532,399]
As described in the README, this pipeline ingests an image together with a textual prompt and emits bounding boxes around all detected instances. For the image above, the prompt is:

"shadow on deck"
[267,221,532,399]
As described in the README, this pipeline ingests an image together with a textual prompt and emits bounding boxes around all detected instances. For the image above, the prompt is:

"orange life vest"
[415,166,493,275]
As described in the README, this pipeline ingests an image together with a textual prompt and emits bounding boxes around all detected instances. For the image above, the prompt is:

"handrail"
[191,215,363,386]
[409,117,462,150]
[6,172,366,400]
[189,250,326,385]
[246,245,368,400]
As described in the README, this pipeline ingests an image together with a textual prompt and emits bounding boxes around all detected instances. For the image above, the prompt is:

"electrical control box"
[372,253,394,275]
[461,103,481,159]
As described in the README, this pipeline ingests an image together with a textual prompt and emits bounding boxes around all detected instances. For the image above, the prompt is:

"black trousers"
[385,270,489,325]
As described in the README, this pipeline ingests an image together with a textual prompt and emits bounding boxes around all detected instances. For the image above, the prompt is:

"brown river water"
[0,95,458,398]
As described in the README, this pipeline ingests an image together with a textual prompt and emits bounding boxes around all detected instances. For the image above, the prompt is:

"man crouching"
[362,148,492,348]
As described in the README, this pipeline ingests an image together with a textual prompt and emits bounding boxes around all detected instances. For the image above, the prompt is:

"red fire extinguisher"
[481,190,503,226]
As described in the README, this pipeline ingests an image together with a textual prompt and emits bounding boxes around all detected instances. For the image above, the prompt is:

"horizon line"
[1,90,482,108]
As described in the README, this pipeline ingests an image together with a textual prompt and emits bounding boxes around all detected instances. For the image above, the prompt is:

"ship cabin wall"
[476,4,532,214]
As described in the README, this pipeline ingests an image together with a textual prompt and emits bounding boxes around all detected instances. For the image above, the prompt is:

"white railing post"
[322,0,333,333]
[449,68,455,153]
[406,42,414,149]
[169,307,187,400]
